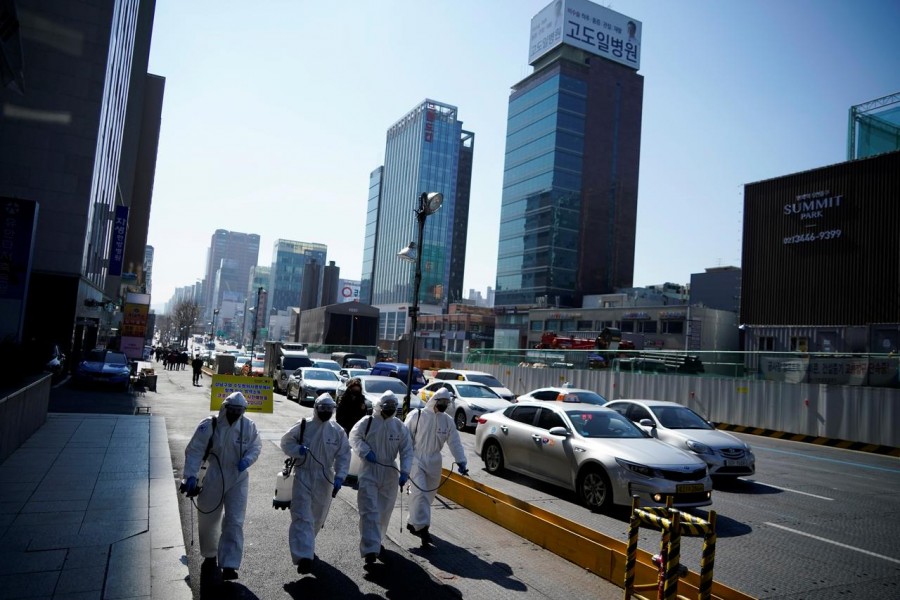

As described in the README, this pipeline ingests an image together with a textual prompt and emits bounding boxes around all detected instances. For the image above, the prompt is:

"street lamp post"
[211,308,220,342]
[249,286,264,355]
[397,192,443,419]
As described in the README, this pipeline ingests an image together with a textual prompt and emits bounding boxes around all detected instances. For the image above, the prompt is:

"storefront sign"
[108,205,128,276]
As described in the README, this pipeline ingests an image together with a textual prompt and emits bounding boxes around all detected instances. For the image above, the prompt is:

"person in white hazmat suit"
[349,390,413,564]
[182,391,262,581]
[279,393,350,575]
[404,387,468,545]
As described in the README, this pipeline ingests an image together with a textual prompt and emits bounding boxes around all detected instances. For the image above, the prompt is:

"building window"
[662,320,684,334]
[758,336,775,351]
[561,319,576,331]
[546,319,560,331]
[620,321,634,332]
[790,336,809,352]
[577,320,593,331]
[470,324,481,332]
[530,320,543,331]
[639,321,657,334]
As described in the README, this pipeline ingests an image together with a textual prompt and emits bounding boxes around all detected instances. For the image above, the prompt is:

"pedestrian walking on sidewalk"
[404,388,468,545]
[280,394,350,575]
[336,378,367,435]
[191,354,204,386]
[349,391,413,564]
[181,392,262,582]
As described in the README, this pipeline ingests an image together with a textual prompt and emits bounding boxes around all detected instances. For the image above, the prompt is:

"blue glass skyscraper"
[495,0,643,308]
[365,99,474,340]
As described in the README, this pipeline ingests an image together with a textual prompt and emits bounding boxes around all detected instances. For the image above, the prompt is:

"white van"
[431,369,516,401]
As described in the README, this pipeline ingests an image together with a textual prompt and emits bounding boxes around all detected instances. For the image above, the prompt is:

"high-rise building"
[1,0,162,360]
[202,229,260,318]
[368,99,474,341]
[494,0,643,309]
[268,239,327,314]
[321,261,339,306]
[359,167,383,305]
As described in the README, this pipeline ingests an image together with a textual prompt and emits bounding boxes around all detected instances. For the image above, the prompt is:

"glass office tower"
[268,239,327,314]
[495,3,643,308]
[370,99,474,314]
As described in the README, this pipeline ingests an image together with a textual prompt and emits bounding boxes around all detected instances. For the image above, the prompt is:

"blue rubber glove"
[184,476,198,494]
[365,451,377,463]
[238,458,250,472]
[457,462,469,476]
[333,477,344,494]
[299,444,308,456]
[399,472,409,487]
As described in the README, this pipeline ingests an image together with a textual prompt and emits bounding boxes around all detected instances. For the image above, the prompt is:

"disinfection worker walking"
[279,393,350,575]
[349,390,413,564]
[181,391,262,582]
[404,387,467,545]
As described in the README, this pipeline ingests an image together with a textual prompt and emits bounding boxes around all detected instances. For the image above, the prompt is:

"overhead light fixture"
[397,241,417,263]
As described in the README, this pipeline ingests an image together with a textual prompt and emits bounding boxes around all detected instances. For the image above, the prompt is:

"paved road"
[51,364,623,599]
[52,362,900,599]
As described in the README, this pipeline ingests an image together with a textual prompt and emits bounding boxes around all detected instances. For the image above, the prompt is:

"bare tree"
[171,300,202,347]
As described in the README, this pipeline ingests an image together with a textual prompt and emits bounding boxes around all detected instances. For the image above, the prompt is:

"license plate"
[725,459,748,467]
[676,483,705,494]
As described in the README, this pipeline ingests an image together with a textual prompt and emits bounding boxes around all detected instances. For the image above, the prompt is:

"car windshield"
[283,356,312,370]
[559,390,607,405]
[364,379,408,394]
[456,384,502,399]
[565,410,644,438]
[654,406,713,429]
[466,374,503,387]
[315,360,341,370]
[251,360,264,368]
[306,369,339,381]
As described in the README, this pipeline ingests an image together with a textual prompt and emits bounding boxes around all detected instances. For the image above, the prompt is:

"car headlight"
[685,440,713,455]
[469,404,486,412]
[616,458,658,478]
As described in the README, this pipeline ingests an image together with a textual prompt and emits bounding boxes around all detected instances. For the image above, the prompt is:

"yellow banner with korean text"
[210,375,274,413]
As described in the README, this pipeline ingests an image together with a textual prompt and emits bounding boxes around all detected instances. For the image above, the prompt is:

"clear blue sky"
[146,0,900,312]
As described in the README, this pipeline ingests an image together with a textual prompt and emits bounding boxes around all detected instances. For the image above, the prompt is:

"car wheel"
[483,440,504,474]
[578,466,613,512]
[454,409,468,431]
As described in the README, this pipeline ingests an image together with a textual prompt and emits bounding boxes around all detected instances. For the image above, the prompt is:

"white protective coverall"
[349,391,413,557]
[279,394,350,565]
[183,392,262,570]
[404,388,466,532]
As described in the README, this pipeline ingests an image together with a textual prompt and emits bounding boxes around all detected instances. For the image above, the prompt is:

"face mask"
[435,402,449,413]
[381,407,396,419]
[225,409,242,425]
[316,410,333,422]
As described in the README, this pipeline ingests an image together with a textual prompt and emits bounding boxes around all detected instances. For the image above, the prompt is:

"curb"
[715,423,900,457]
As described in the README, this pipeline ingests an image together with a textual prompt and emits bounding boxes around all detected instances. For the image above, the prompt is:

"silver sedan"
[605,399,755,478]
[474,402,712,512]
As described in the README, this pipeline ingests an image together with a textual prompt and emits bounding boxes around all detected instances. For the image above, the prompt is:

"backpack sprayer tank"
[273,457,295,510]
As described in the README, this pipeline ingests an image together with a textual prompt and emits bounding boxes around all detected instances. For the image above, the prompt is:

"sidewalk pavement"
[0,413,191,600]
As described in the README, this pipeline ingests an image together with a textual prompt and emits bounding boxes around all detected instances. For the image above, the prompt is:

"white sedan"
[604,399,755,478]
[474,402,712,512]
[419,380,512,431]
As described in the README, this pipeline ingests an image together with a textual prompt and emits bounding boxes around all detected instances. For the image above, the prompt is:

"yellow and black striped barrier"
[624,496,718,600]
[714,423,900,457]
[437,472,753,600]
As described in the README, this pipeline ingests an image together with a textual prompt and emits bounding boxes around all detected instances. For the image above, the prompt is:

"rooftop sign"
[529,0,641,70]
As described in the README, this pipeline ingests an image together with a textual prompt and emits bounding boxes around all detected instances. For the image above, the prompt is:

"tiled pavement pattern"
[0,414,190,600]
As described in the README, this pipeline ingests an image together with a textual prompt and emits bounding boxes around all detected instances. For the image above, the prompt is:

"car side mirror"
[548,426,570,437]
[639,418,655,428]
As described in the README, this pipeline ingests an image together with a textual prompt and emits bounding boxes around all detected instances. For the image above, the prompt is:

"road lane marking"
[765,523,900,565]
[755,447,900,474]
[754,482,834,500]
